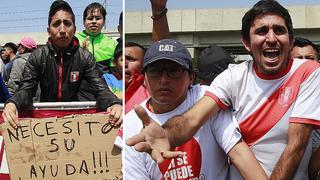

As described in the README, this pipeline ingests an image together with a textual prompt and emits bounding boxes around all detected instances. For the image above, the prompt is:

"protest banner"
[1,113,121,180]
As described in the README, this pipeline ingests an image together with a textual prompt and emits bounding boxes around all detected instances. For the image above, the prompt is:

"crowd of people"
[1,0,320,179]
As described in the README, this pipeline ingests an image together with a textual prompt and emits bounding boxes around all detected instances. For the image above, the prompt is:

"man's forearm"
[271,123,313,179]
[229,140,267,180]
[151,0,170,42]
[162,96,220,148]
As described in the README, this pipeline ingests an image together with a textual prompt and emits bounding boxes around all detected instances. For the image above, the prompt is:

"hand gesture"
[150,0,167,12]
[2,102,19,128]
[107,104,123,126]
[126,105,183,163]
[81,36,89,49]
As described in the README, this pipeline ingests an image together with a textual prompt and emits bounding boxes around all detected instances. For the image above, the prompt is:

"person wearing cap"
[124,39,267,179]
[76,2,117,74]
[2,0,122,129]
[7,37,37,95]
[1,42,17,82]
[197,45,235,85]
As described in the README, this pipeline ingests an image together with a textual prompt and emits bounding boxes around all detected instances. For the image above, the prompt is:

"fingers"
[107,104,123,126]
[134,105,151,127]
[82,36,89,48]
[3,103,19,129]
[162,151,185,159]
[126,133,145,146]
[133,142,151,152]
[151,149,164,164]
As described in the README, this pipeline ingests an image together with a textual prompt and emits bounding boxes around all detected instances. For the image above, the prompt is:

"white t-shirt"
[206,59,320,179]
[124,85,241,180]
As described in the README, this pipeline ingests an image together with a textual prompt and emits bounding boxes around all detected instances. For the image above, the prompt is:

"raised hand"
[126,105,183,163]
[150,0,167,12]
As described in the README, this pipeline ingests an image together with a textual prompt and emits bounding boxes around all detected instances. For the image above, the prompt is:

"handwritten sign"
[1,114,122,180]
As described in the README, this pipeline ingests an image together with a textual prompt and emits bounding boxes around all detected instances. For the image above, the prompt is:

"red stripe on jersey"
[290,117,320,129]
[58,55,63,101]
[240,60,320,146]
[204,92,228,110]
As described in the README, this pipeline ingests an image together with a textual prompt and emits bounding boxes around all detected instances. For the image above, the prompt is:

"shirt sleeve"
[123,111,152,180]
[205,68,233,109]
[210,109,242,154]
[290,68,320,128]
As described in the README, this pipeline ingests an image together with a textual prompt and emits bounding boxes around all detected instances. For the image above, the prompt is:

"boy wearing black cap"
[125,39,267,179]
[2,0,122,128]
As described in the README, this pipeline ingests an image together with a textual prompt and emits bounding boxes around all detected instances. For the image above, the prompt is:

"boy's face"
[243,14,293,75]
[84,8,105,36]
[47,10,76,49]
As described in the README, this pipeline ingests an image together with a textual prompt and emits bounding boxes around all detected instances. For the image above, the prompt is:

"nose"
[159,70,170,82]
[266,30,276,43]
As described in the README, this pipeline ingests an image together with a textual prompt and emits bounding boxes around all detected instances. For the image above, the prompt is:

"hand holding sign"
[126,105,183,163]
[2,102,19,129]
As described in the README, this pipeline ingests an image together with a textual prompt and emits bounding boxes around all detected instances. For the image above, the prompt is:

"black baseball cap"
[197,45,235,82]
[143,39,192,71]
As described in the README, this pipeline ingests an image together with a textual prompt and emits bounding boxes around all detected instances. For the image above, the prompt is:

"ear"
[47,27,50,36]
[241,37,251,53]
[188,72,196,86]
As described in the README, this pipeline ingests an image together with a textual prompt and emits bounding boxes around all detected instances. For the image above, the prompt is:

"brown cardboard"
[2,114,122,180]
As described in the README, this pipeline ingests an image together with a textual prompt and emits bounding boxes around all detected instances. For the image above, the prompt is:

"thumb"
[134,105,151,127]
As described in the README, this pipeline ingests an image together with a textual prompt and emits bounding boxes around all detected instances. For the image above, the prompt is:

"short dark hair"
[48,0,75,25]
[83,2,106,22]
[292,37,319,58]
[113,43,122,61]
[241,0,293,43]
[4,42,17,54]
[125,42,146,55]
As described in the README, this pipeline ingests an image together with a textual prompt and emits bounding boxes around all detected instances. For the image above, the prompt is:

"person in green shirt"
[76,2,117,74]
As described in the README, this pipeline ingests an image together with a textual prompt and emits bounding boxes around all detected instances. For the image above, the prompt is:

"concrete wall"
[125,5,320,58]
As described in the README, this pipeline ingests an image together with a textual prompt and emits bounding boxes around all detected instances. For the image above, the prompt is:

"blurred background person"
[7,37,37,95]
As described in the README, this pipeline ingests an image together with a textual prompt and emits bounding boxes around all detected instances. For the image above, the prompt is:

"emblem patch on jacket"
[70,71,79,82]
[278,86,293,107]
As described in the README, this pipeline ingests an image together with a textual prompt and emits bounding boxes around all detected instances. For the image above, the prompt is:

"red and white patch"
[70,71,79,82]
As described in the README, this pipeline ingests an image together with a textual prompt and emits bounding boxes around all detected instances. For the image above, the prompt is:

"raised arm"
[229,139,268,180]
[150,0,170,42]
[126,95,220,163]
[270,123,313,179]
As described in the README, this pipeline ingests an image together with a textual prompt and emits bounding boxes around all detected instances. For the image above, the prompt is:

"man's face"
[47,10,76,49]
[290,45,319,61]
[145,60,193,112]
[125,46,144,88]
[84,9,105,36]
[2,47,12,60]
[242,14,293,75]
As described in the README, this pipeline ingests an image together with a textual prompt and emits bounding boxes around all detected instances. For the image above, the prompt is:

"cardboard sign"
[1,114,122,180]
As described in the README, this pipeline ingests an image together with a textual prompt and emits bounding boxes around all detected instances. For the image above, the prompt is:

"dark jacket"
[8,37,121,111]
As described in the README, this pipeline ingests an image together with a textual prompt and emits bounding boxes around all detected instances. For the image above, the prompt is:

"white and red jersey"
[124,85,241,180]
[206,58,320,179]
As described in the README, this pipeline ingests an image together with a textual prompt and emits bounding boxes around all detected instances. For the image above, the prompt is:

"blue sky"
[126,0,320,11]
[1,0,319,34]
[0,0,122,34]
